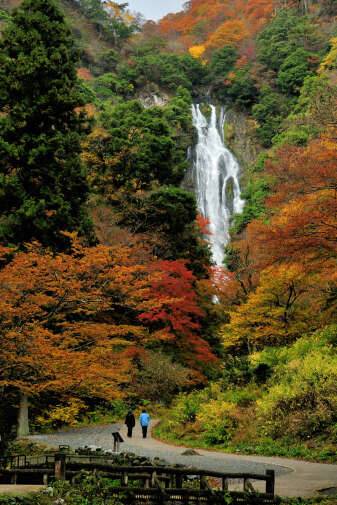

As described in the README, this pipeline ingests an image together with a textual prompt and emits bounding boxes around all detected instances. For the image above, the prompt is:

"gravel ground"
[27,422,337,498]
[29,423,287,475]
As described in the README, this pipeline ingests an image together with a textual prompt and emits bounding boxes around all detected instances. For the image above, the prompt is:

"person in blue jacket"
[139,409,151,439]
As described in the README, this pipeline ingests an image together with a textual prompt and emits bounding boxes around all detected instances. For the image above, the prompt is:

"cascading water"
[192,104,244,266]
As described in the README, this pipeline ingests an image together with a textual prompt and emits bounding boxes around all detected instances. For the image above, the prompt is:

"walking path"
[0,485,44,495]
[27,423,337,499]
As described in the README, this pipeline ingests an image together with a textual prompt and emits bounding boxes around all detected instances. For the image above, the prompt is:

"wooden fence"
[0,451,277,504]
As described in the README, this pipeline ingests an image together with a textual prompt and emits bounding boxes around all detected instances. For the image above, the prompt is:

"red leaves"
[0,241,216,403]
[196,214,211,235]
[139,260,217,366]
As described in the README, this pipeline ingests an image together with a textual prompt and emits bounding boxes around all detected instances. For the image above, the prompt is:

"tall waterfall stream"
[192,104,244,266]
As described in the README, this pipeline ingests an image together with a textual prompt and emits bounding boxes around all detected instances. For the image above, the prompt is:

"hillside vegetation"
[0,0,133,66]
[0,0,336,473]
[154,2,337,460]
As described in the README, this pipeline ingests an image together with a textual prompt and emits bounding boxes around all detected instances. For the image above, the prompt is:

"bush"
[257,326,337,439]
[132,351,191,405]
[36,398,87,429]
[221,355,253,387]
[197,400,237,444]
[168,391,204,428]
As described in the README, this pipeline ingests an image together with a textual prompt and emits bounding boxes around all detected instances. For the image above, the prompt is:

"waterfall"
[192,104,244,266]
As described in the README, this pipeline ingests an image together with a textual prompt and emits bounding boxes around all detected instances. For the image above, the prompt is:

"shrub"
[132,351,191,405]
[257,326,337,439]
[36,398,87,429]
[167,391,204,430]
[197,400,237,444]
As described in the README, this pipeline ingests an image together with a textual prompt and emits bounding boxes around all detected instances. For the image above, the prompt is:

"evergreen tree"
[0,0,93,249]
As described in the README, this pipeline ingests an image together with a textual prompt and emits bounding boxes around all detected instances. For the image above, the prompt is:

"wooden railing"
[0,451,277,503]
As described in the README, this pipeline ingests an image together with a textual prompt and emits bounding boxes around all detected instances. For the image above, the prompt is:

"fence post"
[200,476,207,489]
[175,473,183,489]
[222,478,228,491]
[54,453,66,480]
[122,471,128,486]
[266,470,275,496]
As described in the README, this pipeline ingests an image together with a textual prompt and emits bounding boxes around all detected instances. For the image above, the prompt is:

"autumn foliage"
[159,0,276,54]
[0,236,217,420]
[221,125,337,350]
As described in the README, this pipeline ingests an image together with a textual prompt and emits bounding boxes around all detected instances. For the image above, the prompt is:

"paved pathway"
[0,485,44,495]
[28,423,337,499]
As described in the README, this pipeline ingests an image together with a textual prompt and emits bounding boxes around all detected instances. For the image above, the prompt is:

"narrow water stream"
[192,104,244,266]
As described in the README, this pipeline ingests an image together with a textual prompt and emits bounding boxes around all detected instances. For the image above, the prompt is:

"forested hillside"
[0,0,336,472]
[154,1,337,460]
[0,0,218,446]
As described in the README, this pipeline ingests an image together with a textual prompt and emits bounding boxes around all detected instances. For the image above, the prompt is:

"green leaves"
[0,0,93,249]
[257,9,322,72]
[117,52,207,93]
[277,48,316,95]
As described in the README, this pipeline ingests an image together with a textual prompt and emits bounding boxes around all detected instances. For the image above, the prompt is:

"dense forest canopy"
[0,0,336,470]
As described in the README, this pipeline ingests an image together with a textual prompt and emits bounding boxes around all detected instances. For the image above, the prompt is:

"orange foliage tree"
[0,240,144,434]
[0,238,217,434]
[221,128,337,351]
[206,20,248,50]
[159,0,275,53]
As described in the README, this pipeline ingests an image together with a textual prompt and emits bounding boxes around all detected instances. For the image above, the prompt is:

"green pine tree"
[0,0,93,249]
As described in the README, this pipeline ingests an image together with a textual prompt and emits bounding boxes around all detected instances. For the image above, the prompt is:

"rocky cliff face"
[224,109,262,172]
[138,91,170,109]
[183,106,262,195]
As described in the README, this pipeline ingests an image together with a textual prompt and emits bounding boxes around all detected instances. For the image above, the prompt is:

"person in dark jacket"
[125,410,136,438]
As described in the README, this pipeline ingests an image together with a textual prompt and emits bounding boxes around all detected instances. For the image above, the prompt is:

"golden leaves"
[189,45,206,59]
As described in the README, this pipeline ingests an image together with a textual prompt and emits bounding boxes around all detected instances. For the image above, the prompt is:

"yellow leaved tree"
[221,264,317,352]
[189,45,206,59]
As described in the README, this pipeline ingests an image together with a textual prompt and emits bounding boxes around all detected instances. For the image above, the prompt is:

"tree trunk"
[17,393,30,437]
